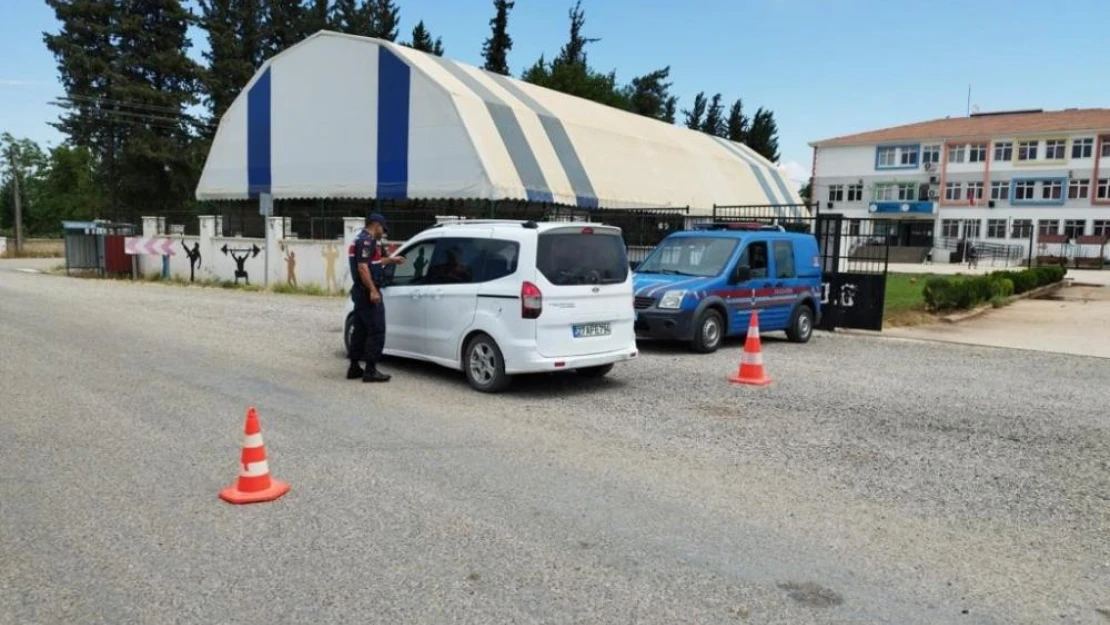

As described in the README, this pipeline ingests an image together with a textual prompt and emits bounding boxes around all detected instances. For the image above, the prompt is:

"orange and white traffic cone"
[729,310,772,386]
[219,407,290,504]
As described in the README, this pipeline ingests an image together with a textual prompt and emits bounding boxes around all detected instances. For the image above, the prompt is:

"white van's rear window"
[537,231,628,286]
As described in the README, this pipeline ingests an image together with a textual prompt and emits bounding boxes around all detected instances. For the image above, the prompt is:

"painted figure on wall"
[322,244,340,293]
[221,243,261,285]
[285,249,297,287]
[181,240,202,282]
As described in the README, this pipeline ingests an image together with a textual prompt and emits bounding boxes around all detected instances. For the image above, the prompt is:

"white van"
[344,220,638,392]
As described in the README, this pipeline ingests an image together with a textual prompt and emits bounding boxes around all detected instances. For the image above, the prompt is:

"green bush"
[924,267,1063,312]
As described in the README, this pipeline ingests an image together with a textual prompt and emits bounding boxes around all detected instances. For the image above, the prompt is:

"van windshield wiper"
[661,269,700,277]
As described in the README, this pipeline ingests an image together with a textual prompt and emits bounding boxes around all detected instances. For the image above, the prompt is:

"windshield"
[636,237,738,278]
[537,231,629,286]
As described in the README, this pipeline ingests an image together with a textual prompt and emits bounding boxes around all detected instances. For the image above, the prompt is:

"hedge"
[922,266,1066,312]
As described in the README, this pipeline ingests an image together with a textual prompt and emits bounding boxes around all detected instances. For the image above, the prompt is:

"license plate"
[573,323,611,338]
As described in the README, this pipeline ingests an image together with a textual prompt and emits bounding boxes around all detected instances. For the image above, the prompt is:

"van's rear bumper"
[633,309,696,342]
[506,344,639,374]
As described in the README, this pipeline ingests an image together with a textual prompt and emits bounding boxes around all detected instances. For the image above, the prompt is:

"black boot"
[362,366,391,383]
[346,362,365,380]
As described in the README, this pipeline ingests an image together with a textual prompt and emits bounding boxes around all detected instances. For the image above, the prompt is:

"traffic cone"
[219,407,290,504]
[729,310,772,386]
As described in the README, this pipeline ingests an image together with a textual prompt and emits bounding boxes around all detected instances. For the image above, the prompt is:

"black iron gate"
[711,205,892,331]
[815,214,891,331]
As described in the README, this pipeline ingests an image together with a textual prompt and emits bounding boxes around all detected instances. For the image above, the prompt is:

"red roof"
[810,108,1110,148]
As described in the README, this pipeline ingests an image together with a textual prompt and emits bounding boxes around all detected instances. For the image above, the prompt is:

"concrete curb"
[939,281,1066,324]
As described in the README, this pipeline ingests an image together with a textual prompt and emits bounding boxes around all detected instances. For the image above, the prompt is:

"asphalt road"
[2,260,1108,625]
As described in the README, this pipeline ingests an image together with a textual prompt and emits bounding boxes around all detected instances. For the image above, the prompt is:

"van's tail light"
[521,281,543,319]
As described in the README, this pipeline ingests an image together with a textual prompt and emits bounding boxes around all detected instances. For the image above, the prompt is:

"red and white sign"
[125,236,176,256]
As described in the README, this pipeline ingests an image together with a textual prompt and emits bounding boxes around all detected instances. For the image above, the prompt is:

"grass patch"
[0,250,64,259]
[883,273,948,327]
[136,273,336,296]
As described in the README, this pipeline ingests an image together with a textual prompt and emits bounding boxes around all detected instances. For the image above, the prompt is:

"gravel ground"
[1,261,1108,625]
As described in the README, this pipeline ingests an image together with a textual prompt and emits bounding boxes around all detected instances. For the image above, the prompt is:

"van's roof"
[666,228,816,241]
[429,219,622,234]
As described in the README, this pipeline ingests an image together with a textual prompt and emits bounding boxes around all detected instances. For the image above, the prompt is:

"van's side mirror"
[731,265,752,284]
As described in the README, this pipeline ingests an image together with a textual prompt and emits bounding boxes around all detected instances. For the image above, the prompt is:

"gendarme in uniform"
[347,214,402,383]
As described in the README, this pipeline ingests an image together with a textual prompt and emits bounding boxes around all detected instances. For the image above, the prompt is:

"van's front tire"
[691,309,724,354]
[464,334,511,393]
[786,304,815,343]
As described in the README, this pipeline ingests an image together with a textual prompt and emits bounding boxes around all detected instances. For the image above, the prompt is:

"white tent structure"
[196,32,804,218]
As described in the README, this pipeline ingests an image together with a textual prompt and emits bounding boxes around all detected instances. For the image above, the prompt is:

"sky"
[3,0,1110,188]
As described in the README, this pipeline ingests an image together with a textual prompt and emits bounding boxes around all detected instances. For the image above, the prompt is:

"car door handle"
[411,290,423,300]
[432,288,444,300]
[772,282,785,288]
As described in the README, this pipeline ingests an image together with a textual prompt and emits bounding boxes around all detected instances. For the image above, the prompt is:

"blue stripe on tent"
[377,47,410,200]
[712,137,784,218]
[430,57,554,204]
[247,68,272,197]
[488,74,599,209]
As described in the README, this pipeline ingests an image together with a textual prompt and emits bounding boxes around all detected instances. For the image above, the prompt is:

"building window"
[847,184,863,201]
[1017,141,1039,161]
[1093,220,1110,239]
[967,181,984,200]
[874,183,896,201]
[900,149,918,166]
[1096,178,1110,199]
[968,144,987,163]
[922,145,941,164]
[1011,219,1033,239]
[1072,138,1094,159]
[1044,139,1067,160]
[1064,220,1086,240]
[1069,178,1090,199]
[990,181,1010,200]
[828,184,844,202]
[1101,140,1110,158]
[1038,220,1059,236]
[948,145,966,164]
[1014,180,1037,200]
[944,182,963,201]
[987,219,1007,239]
[897,183,916,201]
[876,146,898,168]
[848,219,861,236]
[941,219,960,239]
[994,142,1013,161]
[1041,180,1063,200]
[963,219,981,239]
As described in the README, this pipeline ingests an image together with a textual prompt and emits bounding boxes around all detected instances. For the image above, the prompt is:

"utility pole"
[6,145,23,252]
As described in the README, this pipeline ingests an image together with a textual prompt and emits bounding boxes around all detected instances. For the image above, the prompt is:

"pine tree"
[368,0,400,41]
[625,66,675,122]
[702,93,725,137]
[682,92,707,130]
[726,99,748,143]
[406,20,444,56]
[330,0,373,36]
[746,107,780,163]
[302,0,330,35]
[555,0,597,69]
[43,0,119,149]
[482,0,514,75]
[197,0,263,121]
[662,96,677,124]
[263,0,306,56]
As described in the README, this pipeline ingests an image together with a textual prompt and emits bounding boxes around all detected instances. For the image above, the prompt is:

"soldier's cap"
[367,213,389,234]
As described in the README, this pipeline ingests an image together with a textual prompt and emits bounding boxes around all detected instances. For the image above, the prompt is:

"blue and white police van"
[632,222,822,353]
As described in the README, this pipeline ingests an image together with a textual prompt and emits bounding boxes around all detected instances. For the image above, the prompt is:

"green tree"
[263,0,306,56]
[726,99,748,143]
[522,2,628,110]
[746,107,780,162]
[0,134,47,234]
[368,0,400,41]
[798,180,812,203]
[682,92,707,130]
[406,20,444,56]
[702,93,725,137]
[624,66,676,122]
[198,0,265,121]
[481,0,514,75]
[302,0,331,35]
[329,0,373,36]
